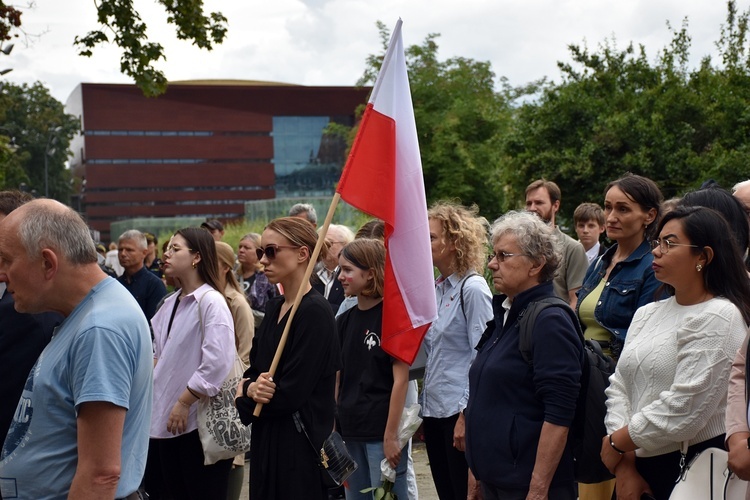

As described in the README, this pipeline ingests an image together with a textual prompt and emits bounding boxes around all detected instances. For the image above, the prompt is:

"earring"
[696,264,703,272]
[192,262,197,269]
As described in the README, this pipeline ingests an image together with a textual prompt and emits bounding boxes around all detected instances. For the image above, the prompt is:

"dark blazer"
[311,267,346,314]
[327,269,345,311]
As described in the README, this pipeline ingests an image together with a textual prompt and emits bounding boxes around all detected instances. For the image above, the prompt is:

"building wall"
[66,82,369,241]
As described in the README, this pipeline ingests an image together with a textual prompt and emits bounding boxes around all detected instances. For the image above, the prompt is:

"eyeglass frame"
[256,244,301,261]
[650,238,699,254]
[165,243,195,255]
[488,251,527,263]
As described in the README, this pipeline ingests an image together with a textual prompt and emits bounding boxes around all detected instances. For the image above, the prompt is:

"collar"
[178,282,218,303]
[493,281,556,331]
[126,265,148,279]
[585,243,600,262]
[601,239,652,264]
[438,271,474,289]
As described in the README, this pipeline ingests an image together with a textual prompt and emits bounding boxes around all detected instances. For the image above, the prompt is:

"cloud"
[3,0,738,103]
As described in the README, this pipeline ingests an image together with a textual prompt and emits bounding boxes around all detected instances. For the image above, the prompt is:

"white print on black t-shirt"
[364,329,380,351]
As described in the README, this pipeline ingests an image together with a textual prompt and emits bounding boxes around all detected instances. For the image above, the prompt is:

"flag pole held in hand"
[252,193,341,417]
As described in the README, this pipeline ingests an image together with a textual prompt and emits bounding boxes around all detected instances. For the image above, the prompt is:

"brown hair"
[525,179,561,205]
[573,202,605,226]
[0,190,32,216]
[340,239,385,298]
[605,173,663,240]
[174,227,224,294]
[355,219,385,241]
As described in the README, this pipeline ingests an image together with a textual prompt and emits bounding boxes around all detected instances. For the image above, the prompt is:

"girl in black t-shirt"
[336,239,409,500]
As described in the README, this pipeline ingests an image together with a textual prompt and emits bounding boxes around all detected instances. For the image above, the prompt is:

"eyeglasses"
[488,251,526,263]
[256,244,300,261]
[165,244,194,255]
[650,238,699,254]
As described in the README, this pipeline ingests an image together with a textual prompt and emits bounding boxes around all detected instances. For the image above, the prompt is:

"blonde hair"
[428,202,488,276]
[215,241,242,293]
[240,232,264,272]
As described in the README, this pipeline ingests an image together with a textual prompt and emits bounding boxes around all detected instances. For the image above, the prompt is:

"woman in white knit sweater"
[600,206,750,499]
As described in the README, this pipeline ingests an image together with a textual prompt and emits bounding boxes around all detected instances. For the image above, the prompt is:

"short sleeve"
[70,327,138,411]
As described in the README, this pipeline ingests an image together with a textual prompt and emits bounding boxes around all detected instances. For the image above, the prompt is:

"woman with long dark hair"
[602,206,750,499]
[576,173,663,359]
[149,227,236,499]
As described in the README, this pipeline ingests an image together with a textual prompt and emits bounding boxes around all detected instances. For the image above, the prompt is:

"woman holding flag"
[235,217,341,500]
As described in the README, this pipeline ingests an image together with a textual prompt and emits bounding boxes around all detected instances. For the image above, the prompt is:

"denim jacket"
[576,240,660,345]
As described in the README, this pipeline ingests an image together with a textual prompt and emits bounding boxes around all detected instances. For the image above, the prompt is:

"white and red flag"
[336,19,437,365]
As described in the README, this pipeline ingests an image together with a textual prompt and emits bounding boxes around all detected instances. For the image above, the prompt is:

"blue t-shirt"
[0,278,153,500]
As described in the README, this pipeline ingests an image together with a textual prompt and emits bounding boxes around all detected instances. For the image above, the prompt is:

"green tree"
[0,82,79,200]
[75,0,227,97]
[0,1,21,41]
[0,0,227,97]
[356,22,516,220]
[501,1,750,218]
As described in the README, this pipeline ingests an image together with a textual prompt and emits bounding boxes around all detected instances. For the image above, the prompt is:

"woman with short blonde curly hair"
[421,201,494,500]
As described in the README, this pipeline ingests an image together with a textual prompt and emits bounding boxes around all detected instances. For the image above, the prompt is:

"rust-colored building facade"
[66,81,369,241]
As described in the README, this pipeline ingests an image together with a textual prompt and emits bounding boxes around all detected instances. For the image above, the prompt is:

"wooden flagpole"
[253,192,342,416]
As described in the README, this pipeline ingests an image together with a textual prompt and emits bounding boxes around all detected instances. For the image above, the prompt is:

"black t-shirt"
[336,301,394,441]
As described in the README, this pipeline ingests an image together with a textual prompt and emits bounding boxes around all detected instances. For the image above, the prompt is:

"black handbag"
[292,411,358,487]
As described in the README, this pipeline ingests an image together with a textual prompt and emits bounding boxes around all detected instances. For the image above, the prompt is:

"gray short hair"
[118,230,147,250]
[732,179,750,193]
[18,201,97,265]
[288,203,318,226]
[490,210,561,283]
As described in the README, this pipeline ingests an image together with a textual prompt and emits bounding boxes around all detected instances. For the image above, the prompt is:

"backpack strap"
[518,296,583,365]
[459,272,480,320]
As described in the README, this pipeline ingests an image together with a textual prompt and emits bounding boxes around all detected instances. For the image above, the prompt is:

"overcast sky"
[1,0,738,104]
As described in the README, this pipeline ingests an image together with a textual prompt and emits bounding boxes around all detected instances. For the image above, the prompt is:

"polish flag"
[336,19,437,365]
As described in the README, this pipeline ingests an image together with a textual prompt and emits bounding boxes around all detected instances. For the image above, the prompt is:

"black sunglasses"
[256,244,300,261]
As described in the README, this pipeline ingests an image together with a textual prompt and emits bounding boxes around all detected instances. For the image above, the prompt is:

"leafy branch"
[74,0,227,97]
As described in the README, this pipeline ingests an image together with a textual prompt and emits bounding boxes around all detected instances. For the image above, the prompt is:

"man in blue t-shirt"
[0,199,153,500]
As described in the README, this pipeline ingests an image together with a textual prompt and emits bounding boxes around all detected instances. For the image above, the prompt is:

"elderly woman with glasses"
[601,206,750,499]
[465,211,584,500]
[235,217,340,500]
